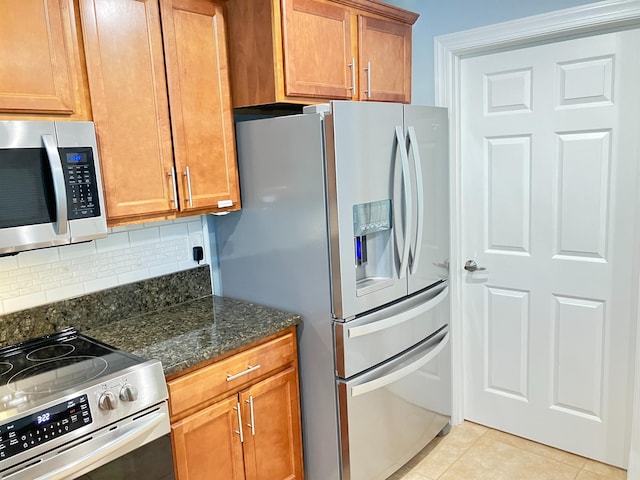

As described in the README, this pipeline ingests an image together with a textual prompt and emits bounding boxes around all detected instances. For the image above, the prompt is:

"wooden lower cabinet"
[168,329,304,480]
[241,368,304,480]
[172,396,245,480]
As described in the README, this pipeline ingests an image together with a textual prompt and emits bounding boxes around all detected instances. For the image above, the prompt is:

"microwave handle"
[42,134,68,236]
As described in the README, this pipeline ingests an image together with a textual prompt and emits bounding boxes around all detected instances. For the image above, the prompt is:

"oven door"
[337,327,451,480]
[74,434,174,480]
[0,403,172,480]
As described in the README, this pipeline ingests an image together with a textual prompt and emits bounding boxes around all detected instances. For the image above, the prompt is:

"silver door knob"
[464,260,486,272]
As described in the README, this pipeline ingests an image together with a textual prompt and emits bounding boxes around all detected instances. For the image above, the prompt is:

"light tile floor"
[389,422,627,480]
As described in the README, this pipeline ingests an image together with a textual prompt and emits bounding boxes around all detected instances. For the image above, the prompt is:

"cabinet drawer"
[168,332,296,418]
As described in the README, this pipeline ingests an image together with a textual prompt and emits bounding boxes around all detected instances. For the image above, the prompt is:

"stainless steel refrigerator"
[213,101,451,480]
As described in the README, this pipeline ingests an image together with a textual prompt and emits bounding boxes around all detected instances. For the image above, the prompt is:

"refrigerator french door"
[325,102,449,320]
[214,101,450,480]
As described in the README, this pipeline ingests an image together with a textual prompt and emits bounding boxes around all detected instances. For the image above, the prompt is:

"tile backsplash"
[0,265,212,347]
[0,216,210,314]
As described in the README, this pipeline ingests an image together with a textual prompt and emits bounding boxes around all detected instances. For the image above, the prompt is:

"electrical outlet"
[192,246,204,264]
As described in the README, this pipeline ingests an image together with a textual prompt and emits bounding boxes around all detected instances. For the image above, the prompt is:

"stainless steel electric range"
[0,328,170,480]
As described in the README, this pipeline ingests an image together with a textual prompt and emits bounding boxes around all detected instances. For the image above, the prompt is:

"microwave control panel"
[59,147,101,219]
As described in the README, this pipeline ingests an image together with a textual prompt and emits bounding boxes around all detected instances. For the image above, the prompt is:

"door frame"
[434,0,640,473]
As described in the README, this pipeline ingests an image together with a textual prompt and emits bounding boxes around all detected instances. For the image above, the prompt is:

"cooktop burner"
[0,328,143,413]
[0,362,12,377]
[26,344,75,361]
[8,356,108,395]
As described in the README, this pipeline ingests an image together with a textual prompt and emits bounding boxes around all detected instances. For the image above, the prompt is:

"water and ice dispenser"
[353,199,394,296]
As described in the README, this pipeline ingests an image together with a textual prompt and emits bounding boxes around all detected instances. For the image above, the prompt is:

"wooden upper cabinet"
[160,0,240,213]
[80,0,239,224]
[225,0,418,107]
[80,0,176,221]
[358,14,411,103]
[0,0,90,118]
[281,0,353,100]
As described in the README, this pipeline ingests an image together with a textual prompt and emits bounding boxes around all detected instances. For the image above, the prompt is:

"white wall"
[0,217,209,314]
[385,0,603,105]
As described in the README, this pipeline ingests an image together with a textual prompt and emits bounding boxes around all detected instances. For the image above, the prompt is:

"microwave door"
[0,121,71,254]
[327,102,408,320]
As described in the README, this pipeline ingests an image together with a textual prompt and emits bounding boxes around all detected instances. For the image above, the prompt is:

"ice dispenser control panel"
[353,200,393,292]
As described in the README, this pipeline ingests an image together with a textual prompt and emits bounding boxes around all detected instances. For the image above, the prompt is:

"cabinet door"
[172,396,245,480]
[160,0,240,212]
[358,15,411,103]
[80,0,176,221]
[0,0,78,115]
[281,0,354,100]
[241,367,304,480]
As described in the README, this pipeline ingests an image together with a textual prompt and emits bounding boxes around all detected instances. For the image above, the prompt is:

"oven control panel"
[0,395,92,461]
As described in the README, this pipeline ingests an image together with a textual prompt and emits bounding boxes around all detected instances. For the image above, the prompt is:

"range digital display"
[0,395,91,461]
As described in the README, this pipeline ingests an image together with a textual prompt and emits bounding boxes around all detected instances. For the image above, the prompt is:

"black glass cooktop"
[0,329,144,412]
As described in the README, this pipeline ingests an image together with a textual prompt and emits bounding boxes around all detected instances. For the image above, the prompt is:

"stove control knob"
[98,391,119,411]
[119,384,139,402]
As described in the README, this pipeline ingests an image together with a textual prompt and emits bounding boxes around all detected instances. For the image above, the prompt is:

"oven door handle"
[35,411,167,480]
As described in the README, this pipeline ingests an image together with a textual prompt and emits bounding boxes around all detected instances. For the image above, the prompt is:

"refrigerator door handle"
[395,126,413,279]
[407,126,424,275]
[350,331,449,398]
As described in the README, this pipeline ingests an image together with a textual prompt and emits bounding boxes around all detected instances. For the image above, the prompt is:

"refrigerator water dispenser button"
[352,200,392,236]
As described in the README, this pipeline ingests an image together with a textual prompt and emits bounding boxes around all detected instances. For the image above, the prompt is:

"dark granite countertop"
[0,266,299,379]
[85,295,301,378]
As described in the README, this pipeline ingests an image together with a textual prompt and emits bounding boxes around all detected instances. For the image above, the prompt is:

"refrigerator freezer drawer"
[337,328,451,480]
[335,282,449,378]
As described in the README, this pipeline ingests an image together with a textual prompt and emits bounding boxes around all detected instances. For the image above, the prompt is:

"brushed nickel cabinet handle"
[184,166,193,207]
[364,61,371,98]
[348,57,357,95]
[246,395,256,435]
[226,364,261,382]
[233,402,244,442]
[168,167,178,207]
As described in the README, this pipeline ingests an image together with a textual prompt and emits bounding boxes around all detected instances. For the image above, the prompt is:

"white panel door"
[461,30,640,468]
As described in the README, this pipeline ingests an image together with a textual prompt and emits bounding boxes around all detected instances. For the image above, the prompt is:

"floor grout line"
[429,428,492,479]
[393,422,626,480]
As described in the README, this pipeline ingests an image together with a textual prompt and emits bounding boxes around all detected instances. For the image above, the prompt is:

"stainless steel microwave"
[0,121,107,255]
